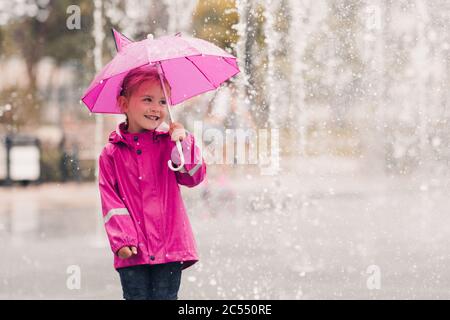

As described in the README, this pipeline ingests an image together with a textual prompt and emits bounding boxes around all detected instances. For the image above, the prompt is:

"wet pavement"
[0,157,449,299]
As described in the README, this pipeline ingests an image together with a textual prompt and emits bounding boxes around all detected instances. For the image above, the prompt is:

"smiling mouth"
[145,115,160,121]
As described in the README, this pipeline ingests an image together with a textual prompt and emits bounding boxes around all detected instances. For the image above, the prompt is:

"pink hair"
[119,65,170,99]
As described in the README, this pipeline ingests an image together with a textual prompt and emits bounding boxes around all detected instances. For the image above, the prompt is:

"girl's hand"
[169,122,186,141]
[117,246,138,259]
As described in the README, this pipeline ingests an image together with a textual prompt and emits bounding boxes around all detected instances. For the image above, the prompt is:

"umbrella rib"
[184,56,218,89]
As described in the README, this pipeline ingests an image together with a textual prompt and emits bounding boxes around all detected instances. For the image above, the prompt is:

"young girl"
[98,65,206,300]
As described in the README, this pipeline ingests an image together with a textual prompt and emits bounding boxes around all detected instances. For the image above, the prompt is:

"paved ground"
[0,156,449,299]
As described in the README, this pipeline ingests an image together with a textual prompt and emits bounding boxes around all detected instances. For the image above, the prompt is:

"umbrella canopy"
[81,31,240,114]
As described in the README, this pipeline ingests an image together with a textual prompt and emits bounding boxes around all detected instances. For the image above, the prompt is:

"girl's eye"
[160,100,167,105]
[143,98,152,102]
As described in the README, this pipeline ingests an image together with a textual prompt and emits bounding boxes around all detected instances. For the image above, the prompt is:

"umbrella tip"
[147,33,154,40]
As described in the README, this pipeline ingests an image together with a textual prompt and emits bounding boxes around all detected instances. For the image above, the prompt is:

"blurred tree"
[192,0,239,52]
[0,0,95,131]
[0,87,37,131]
[3,0,95,89]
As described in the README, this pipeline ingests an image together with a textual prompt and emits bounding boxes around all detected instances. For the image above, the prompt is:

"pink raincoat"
[98,121,206,270]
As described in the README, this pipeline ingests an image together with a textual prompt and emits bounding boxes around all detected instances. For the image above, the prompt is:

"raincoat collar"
[109,121,170,145]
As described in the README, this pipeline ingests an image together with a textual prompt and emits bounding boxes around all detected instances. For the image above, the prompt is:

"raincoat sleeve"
[98,147,138,255]
[172,131,207,188]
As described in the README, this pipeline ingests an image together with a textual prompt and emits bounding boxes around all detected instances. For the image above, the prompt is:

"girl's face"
[119,80,168,133]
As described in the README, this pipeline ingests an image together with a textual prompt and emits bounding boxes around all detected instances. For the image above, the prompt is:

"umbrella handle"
[168,139,185,171]
[156,61,184,171]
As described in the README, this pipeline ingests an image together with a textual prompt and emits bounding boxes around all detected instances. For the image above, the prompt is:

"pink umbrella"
[81,29,240,171]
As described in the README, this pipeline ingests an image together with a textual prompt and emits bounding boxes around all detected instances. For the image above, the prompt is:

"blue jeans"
[117,262,183,300]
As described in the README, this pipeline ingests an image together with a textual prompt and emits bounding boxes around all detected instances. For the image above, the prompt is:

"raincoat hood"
[109,121,170,145]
